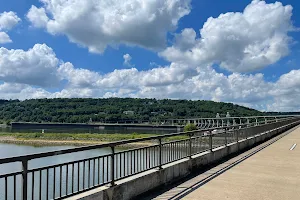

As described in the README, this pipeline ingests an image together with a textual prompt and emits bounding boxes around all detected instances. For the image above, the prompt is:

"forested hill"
[0,98,264,124]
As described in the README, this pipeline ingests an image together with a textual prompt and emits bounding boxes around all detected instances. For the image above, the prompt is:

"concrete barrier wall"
[68,121,300,200]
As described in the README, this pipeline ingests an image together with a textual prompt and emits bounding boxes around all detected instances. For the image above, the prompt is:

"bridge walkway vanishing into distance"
[139,123,300,200]
[0,116,300,200]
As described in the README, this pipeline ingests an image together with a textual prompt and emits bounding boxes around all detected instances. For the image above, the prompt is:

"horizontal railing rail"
[168,114,299,121]
[0,116,299,200]
[161,115,300,128]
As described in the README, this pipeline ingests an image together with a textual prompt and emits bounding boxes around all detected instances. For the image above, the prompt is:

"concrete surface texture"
[149,127,300,200]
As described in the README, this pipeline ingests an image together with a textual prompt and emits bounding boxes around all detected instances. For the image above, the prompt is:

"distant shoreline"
[0,136,154,148]
[0,131,187,148]
[0,136,104,146]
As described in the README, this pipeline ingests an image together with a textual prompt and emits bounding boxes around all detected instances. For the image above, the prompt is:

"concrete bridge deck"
[141,126,300,200]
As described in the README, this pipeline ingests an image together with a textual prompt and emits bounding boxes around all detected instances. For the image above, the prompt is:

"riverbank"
[0,133,187,147]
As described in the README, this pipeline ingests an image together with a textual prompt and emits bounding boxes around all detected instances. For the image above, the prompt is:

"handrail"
[167,115,300,121]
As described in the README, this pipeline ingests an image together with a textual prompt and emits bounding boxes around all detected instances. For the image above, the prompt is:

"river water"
[0,143,114,200]
[0,143,112,174]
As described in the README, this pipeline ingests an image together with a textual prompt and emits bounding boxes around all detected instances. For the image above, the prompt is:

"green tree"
[184,123,197,132]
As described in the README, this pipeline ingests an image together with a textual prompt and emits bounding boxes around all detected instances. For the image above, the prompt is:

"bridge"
[160,114,296,127]
[0,115,300,200]
[94,115,296,127]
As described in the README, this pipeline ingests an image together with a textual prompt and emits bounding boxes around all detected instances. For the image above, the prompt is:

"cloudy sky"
[0,0,300,111]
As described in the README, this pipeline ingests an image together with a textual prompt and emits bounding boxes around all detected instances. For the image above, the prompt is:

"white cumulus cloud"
[58,61,195,90]
[0,44,61,87]
[27,0,191,53]
[0,11,21,43]
[123,54,134,67]
[0,32,12,44]
[161,0,294,73]
[0,82,51,100]
[267,70,300,111]
[26,6,49,28]
[0,11,21,31]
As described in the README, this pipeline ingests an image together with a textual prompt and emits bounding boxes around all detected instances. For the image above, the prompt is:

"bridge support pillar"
[265,117,267,124]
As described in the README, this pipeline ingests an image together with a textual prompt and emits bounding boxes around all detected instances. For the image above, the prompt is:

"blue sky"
[0,0,300,111]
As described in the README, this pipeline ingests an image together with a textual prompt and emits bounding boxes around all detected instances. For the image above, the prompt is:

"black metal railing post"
[158,138,162,169]
[225,128,228,146]
[189,133,192,158]
[110,146,115,186]
[236,129,239,142]
[209,131,213,151]
[22,160,28,200]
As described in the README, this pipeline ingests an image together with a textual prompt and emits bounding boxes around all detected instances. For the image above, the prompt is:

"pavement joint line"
[290,143,297,151]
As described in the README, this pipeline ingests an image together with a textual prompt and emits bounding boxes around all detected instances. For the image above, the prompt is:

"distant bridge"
[161,115,298,128]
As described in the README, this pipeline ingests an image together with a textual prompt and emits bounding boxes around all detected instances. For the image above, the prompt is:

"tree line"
[0,98,293,124]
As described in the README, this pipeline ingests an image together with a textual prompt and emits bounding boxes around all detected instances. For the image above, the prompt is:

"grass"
[0,132,188,143]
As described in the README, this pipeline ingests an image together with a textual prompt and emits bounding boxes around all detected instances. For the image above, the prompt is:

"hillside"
[0,98,263,124]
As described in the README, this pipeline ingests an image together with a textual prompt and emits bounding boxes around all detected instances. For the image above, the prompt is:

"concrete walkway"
[142,126,300,200]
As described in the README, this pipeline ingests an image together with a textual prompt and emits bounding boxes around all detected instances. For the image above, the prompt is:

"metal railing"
[164,115,298,127]
[0,117,299,200]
